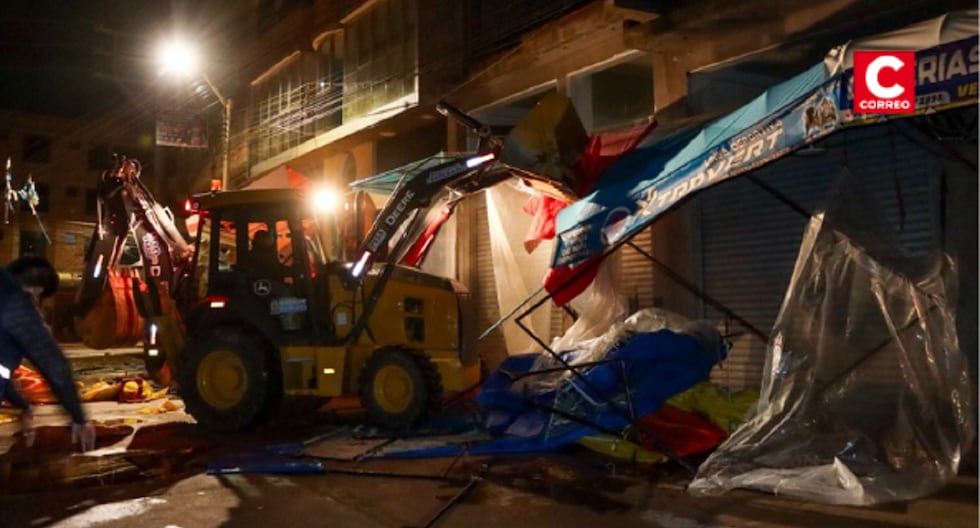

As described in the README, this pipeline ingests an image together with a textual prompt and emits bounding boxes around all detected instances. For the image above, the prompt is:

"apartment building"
[183,0,979,380]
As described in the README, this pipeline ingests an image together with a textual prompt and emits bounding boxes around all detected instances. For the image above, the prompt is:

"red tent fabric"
[635,403,729,457]
[535,120,657,306]
[401,205,454,267]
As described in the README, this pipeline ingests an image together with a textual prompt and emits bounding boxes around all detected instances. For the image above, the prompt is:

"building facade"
[179,0,980,383]
[0,107,163,339]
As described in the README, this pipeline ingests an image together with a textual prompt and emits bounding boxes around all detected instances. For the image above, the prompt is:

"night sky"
[0,2,213,119]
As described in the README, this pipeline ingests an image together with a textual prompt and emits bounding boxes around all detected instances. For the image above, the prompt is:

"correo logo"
[853,51,915,115]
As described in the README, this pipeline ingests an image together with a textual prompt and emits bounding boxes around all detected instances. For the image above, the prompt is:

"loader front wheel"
[178,329,275,432]
[359,347,442,430]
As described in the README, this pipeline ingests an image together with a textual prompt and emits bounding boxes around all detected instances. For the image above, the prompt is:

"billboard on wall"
[156,114,209,148]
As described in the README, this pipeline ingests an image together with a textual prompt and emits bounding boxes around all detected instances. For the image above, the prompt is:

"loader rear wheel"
[359,347,442,430]
[178,329,276,432]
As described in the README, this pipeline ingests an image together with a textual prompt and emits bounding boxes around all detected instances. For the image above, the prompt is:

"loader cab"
[184,189,379,344]
[185,191,335,340]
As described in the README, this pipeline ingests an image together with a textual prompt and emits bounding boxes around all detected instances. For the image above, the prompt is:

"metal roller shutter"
[471,195,508,371]
[701,125,937,390]
[616,226,657,311]
[472,192,568,368]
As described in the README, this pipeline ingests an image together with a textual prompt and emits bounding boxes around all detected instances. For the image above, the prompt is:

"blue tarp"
[552,11,978,269]
[379,329,724,458]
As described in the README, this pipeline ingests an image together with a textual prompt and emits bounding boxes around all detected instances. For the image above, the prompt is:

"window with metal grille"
[568,53,654,132]
[248,35,344,166]
[343,0,418,121]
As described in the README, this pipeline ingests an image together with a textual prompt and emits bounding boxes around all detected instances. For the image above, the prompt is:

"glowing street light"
[156,37,233,191]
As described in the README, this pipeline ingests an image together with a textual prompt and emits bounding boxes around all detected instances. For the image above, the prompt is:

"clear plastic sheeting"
[486,183,556,354]
[689,171,976,505]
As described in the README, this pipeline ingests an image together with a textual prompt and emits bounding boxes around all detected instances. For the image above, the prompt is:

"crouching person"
[0,256,95,451]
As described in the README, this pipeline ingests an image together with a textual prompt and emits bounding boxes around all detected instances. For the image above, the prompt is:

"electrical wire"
[2,0,596,175]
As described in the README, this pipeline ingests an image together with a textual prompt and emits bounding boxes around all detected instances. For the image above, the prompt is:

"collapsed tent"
[341,11,976,487]
[376,310,727,459]
[513,8,977,504]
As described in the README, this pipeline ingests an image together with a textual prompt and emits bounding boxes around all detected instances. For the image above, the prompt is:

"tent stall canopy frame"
[498,8,978,349]
[337,10,976,476]
[471,10,979,464]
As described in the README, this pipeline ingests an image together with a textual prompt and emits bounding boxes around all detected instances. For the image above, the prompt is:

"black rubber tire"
[358,347,443,431]
[178,328,277,432]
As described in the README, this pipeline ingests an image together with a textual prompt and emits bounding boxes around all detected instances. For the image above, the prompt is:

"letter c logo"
[865,55,905,99]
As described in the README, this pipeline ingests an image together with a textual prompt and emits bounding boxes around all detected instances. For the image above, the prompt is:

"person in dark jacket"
[1,256,95,451]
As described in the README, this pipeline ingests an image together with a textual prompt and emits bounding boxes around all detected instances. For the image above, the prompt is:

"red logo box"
[853,51,916,115]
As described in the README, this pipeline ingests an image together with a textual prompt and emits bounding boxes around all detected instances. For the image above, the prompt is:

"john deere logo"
[253,279,272,296]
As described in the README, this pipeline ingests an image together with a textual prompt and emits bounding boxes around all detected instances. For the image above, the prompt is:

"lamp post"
[200,74,232,190]
[156,38,232,190]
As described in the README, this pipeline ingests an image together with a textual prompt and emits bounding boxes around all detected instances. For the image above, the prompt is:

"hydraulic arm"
[74,156,193,352]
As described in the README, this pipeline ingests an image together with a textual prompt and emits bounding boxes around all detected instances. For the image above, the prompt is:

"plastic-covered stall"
[688,171,975,504]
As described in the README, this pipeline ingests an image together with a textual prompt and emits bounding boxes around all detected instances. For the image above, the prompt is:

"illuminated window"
[343,0,418,120]
[250,39,345,166]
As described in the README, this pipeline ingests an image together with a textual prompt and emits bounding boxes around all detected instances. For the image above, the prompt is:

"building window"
[568,54,653,132]
[23,135,52,163]
[249,39,344,166]
[344,0,418,120]
[314,31,345,136]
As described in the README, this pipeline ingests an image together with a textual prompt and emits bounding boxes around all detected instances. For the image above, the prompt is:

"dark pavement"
[1,403,976,528]
[0,346,976,528]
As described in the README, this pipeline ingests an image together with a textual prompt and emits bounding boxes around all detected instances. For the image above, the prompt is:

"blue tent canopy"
[349,152,483,194]
[552,9,978,269]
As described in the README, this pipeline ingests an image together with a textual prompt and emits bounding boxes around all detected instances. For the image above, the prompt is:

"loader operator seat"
[248,229,282,279]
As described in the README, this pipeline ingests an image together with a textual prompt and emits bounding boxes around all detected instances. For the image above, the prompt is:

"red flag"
[535,121,658,305]
[543,254,602,307]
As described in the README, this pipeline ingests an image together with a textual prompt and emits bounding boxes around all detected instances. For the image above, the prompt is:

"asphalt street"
[0,346,975,528]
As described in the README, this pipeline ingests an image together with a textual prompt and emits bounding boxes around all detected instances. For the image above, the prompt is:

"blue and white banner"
[553,22,977,270]
[553,69,842,268]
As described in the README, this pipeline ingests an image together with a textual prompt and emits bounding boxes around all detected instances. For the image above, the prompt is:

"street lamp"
[156,38,232,191]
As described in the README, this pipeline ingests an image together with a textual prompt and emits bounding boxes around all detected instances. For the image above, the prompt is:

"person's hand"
[71,421,96,452]
[20,408,35,448]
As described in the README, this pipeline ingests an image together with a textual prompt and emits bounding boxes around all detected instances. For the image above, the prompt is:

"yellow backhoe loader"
[73,95,587,431]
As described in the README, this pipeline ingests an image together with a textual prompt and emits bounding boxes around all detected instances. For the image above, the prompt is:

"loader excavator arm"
[73,155,194,356]
[342,101,518,343]
[342,95,589,343]
[347,151,502,282]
